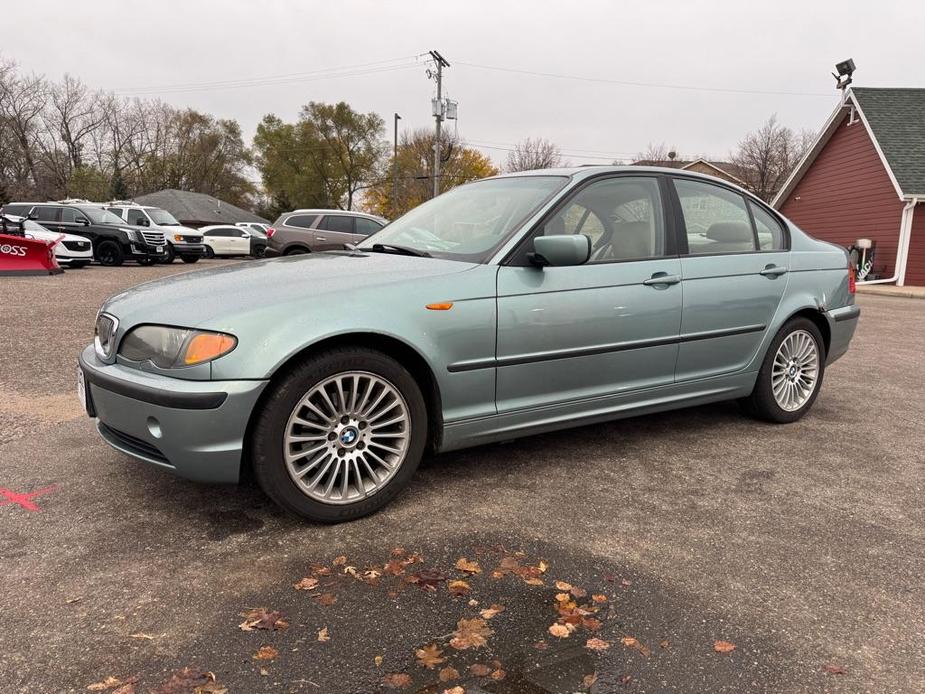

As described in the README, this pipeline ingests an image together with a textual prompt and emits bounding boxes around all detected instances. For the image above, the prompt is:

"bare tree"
[731,115,814,202]
[0,59,48,196]
[634,142,679,164]
[504,137,563,172]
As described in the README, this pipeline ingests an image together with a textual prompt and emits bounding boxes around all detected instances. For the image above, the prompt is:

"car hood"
[26,229,90,243]
[103,251,480,328]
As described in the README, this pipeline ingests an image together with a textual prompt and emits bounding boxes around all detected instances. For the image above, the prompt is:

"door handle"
[643,273,681,286]
[759,265,788,277]
[315,236,327,241]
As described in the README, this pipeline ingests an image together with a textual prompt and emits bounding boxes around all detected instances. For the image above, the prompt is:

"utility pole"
[428,50,450,198]
[392,112,401,218]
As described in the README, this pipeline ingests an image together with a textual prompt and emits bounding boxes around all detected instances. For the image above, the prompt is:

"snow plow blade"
[0,233,63,276]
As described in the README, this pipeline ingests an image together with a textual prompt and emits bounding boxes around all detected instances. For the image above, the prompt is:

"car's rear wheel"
[204,246,215,259]
[285,247,308,256]
[251,348,427,522]
[180,255,200,264]
[742,317,825,423]
[96,241,124,267]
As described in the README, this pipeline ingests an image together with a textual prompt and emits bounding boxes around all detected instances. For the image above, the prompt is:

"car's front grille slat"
[98,422,170,464]
[141,231,166,245]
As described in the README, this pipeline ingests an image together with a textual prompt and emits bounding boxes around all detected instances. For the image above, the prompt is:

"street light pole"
[392,112,401,218]
[429,50,450,199]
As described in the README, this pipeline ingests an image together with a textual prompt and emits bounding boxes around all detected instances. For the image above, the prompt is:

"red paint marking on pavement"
[0,485,58,512]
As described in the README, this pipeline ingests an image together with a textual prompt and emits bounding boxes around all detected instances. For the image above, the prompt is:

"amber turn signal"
[183,332,237,365]
[425,302,454,311]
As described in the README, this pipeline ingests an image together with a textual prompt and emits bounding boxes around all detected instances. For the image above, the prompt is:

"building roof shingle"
[133,189,269,226]
[852,88,925,196]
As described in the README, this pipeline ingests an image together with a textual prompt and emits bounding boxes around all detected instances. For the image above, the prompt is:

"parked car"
[0,202,168,266]
[21,219,93,268]
[106,203,205,264]
[265,209,386,256]
[236,222,270,238]
[78,167,859,523]
[201,225,266,258]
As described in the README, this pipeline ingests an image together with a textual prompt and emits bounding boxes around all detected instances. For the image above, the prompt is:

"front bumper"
[130,242,169,258]
[170,242,206,257]
[79,345,268,483]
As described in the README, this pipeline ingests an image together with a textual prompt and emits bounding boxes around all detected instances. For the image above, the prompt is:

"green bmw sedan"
[78,167,860,522]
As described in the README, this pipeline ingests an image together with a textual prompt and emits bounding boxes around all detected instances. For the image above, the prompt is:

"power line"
[456,61,835,98]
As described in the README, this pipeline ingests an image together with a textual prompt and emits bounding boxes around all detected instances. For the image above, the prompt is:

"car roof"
[283,209,384,221]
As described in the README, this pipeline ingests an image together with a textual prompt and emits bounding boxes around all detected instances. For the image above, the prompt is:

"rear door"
[670,177,790,381]
[314,215,359,250]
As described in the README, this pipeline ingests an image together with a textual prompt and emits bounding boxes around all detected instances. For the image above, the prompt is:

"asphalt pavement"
[1,261,922,693]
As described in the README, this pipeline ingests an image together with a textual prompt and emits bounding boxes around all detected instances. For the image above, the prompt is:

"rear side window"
[284,214,316,229]
[674,179,756,255]
[749,201,786,250]
[34,206,60,223]
[355,217,384,236]
[318,215,355,234]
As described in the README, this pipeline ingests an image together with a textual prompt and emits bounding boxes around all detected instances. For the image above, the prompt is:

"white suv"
[106,202,206,264]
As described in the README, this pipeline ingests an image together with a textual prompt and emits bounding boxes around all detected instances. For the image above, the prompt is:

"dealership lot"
[0,264,922,693]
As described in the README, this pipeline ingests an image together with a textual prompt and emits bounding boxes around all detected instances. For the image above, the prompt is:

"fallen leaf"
[660,639,670,649]
[450,617,493,650]
[439,666,459,682]
[293,577,319,591]
[333,555,347,566]
[253,645,278,661]
[312,564,332,577]
[585,638,611,651]
[383,560,406,576]
[533,640,548,650]
[554,580,573,591]
[479,604,505,619]
[391,547,406,557]
[538,560,549,573]
[259,668,269,677]
[129,633,157,640]
[469,663,492,676]
[316,593,337,606]
[548,623,573,638]
[583,672,597,688]
[447,579,470,596]
[416,643,446,669]
[621,579,632,587]
[713,640,736,654]
[407,569,447,591]
[491,668,506,680]
[571,586,588,599]
[374,655,384,667]
[582,616,603,631]
[468,599,479,607]
[382,672,412,689]
[150,667,216,694]
[317,626,330,642]
[523,577,544,586]
[555,592,571,603]
[823,663,847,675]
[239,608,288,631]
[592,594,608,603]
[443,688,465,694]
[621,636,639,648]
[455,557,481,574]
[111,683,137,694]
[87,677,122,691]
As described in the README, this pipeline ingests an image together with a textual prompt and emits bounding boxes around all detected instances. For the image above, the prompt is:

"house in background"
[134,189,269,229]
[773,88,925,287]
[633,157,750,189]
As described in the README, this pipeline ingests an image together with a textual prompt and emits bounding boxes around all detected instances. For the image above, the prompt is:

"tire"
[204,246,215,259]
[158,245,176,264]
[180,255,200,264]
[741,317,826,423]
[136,257,157,266]
[96,241,124,267]
[284,247,308,256]
[250,348,428,523]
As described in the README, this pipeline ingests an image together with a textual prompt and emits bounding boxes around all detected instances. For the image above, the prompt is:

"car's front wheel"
[203,246,215,259]
[96,241,124,266]
[742,317,826,423]
[251,348,428,522]
[180,255,200,264]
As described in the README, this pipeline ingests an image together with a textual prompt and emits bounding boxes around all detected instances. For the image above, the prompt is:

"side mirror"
[529,234,591,267]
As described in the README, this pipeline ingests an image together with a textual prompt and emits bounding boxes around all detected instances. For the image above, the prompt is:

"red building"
[773,88,925,287]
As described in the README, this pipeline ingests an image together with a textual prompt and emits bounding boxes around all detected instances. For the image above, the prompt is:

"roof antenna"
[833,58,855,94]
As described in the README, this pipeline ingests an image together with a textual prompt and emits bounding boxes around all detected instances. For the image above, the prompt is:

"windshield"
[23,220,48,232]
[357,175,567,262]
[79,206,126,225]
[148,208,180,225]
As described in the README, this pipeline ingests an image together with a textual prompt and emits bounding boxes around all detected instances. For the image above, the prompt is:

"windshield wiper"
[368,243,431,258]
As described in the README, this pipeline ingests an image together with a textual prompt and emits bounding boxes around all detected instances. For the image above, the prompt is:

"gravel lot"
[1,261,922,693]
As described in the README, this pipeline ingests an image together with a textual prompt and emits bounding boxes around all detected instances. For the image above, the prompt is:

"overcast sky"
[3,0,922,168]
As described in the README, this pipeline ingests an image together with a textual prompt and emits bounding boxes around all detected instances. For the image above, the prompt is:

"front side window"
[284,214,316,229]
[355,217,384,236]
[537,177,665,263]
[358,175,567,263]
[126,209,147,225]
[674,179,756,255]
[78,207,126,225]
[749,201,786,250]
[60,208,86,223]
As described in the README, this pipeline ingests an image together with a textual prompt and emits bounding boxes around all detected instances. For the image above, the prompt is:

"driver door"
[495,175,682,414]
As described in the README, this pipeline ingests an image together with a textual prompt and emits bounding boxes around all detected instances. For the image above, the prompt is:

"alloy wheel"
[771,329,819,411]
[283,371,411,504]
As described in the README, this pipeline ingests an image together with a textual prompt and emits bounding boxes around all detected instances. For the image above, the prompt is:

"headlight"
[118,325,237,368]
[121,228,140,242]
[173,234,184,242]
